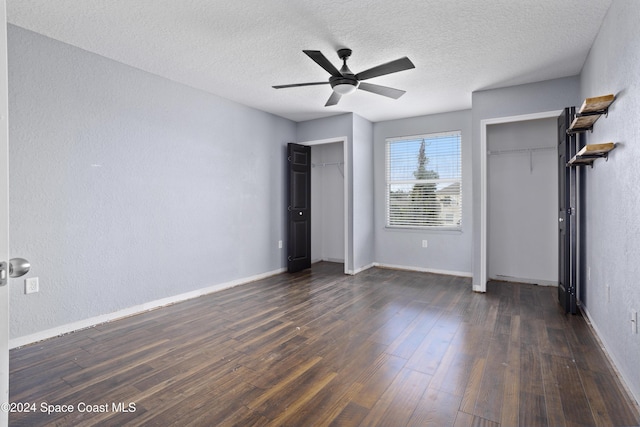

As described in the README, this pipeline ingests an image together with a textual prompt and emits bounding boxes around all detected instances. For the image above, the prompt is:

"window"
[386,131,462,229]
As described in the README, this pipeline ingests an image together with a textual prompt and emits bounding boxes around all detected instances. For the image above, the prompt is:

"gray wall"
[7,26,295,339]
[471,77,581,288]
[579,0,640,403]
[296,114,352,144]
[297,113,374,274]
[373,110,473,275]
[351,114,374,271]
[310,142,344,263]
[487,118,557,285]
[7,6,640,404]
[297,114,353,272]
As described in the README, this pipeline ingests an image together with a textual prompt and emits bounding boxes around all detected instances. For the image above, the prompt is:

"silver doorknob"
[9,258,30,278]
[558,218,564,222]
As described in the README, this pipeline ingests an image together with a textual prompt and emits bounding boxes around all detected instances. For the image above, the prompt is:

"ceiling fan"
[273,48,415,106]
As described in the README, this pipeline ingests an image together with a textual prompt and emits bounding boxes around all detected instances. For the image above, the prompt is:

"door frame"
[0,1,10,425]
[295,137,350,275]
[478,110,562,293]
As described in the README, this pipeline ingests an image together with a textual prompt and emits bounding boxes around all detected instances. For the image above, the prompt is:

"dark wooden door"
[287,143,311,273]
[558,107,577,314]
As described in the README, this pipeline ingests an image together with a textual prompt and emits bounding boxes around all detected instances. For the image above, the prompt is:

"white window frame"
[385,131,462,230]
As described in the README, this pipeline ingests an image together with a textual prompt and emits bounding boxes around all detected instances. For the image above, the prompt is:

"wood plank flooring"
[9,262,640,426]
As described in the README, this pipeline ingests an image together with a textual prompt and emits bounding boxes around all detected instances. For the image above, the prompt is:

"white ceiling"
[7,0,612,123]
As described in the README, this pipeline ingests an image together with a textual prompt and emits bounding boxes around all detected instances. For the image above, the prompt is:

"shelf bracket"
[575,107,609,118]
[566,126,594,135]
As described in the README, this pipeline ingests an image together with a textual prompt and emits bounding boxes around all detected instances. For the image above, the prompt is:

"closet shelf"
[567,142,616,167]
[567,94,615,134]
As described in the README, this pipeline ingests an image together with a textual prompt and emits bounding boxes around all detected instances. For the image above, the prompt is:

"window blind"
[386,131,462,229]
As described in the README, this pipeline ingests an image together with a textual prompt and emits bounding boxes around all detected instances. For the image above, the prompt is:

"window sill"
[384,226,463,234]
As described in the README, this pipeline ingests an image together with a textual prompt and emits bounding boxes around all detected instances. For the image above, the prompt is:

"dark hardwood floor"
[9,262,640,426]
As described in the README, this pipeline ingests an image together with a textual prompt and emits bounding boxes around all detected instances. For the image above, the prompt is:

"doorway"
[295,137,349,275]
[1,2,10,425]
[487,118,558,286]
[479,110,562,292]
[311,142,345,264]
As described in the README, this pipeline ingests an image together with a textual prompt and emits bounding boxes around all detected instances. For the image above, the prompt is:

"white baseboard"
[321,257,345,264]
[316,259,471,278]
[373,262,472,278]
[491,274,558,287]
[9,267,286,349]
[348,263,376,275]
[580,306,640,409]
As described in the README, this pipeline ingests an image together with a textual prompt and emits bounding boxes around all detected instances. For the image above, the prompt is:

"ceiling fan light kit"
[273,47,415,107]
[332,83,358,95]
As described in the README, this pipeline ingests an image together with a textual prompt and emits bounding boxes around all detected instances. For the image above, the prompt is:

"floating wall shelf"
[567,94,615,134]
[567,142,616,167]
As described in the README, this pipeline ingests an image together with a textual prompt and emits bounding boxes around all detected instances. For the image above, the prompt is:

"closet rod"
[312,161,344,167]
[487,146,555,156]
[488,146,555,174]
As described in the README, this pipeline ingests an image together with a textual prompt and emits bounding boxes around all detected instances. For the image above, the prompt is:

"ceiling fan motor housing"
[331,48,358,91]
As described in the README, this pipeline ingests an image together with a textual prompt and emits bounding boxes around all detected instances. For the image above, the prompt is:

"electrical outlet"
[278,240,283,249]
[25,277,39,294]
[422,240,428,248]
[587,266,591,281]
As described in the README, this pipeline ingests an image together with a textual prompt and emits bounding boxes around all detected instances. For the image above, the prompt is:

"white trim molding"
[478,110,562,293]
[349,262,376,275]
[581,306,640,408]
[9,267,286,349]
[491,274,558,287]
[374,262,472,278]
[297,136,350,276]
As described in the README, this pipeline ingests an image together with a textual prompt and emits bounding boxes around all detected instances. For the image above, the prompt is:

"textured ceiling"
[7,0,613,123]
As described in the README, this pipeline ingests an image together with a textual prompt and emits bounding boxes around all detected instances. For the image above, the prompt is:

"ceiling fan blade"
[355,57,415,81]
[357,82,406,99]
[325,91,342,106]
[273,82,329,89]
[303,50,342,78]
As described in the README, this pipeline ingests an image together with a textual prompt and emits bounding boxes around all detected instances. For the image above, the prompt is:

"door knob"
[9,258,31,278]
[0,258,31,286]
